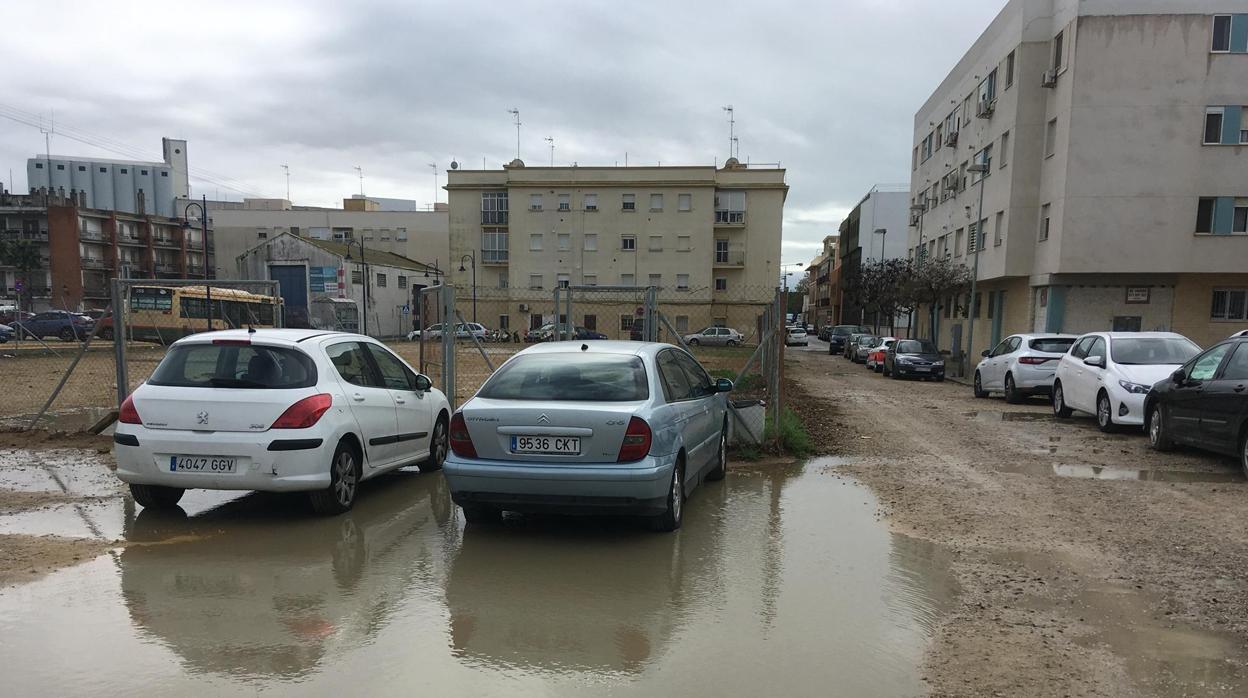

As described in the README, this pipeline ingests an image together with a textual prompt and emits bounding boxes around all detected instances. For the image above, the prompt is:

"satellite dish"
[450,161,459,170]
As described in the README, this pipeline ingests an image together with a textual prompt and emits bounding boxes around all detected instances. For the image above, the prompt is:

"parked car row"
[10,310,95,342]
[830,330,946,381]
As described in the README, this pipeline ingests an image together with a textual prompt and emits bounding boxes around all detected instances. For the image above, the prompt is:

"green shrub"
[764,407,812,457]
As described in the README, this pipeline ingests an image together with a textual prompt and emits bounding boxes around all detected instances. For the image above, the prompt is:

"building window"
[714,277,727,291]
[558,194,570,211]
[1004,50,1015,88]
[56,164,65,171]
[648,235,662,251]
[621,273,635,286]
[1052,30,1064,70]
[257,231,268,239]
[1197,197,1216,233]
[1039,204,1051,241]
[648,273,661,287]
[397,228,408,241]
[161,171,168,177]
[714,191,746,224]
[499,315,510,330]
[482,229,509,263]
[912,147,919,171]
[529,193,543,211]
[999,132,1009,167]
[398,276,407,289]
[557,233,570,251]
[557,273,570,288]
[994,211,1004,246]
[120,168,128,174]
[583,314,596,330]
[1205,107,1225,144]
[140,169,148,175]
[529,274,543,290]
[1236,201,1248,233]
[622,194,636,211]
[582,193,598,212]
[678,193,692,211]
[584,274,597,286]
[972,145,993,183]
[34,163,42,169]
[77,165,85,172]
[715,238,729,264]
[1212,288,1248,321]
[481,191,509,225]
[677,235,691,252]
[621,234,636,251]
[649,193,663,211]
[376,273,387,287]
[977,69,997,107]
[584,233,598,251]
[498,274,508,288]
[99,167,107,173]
[676,273,689,290]
[954,229,964,257]
[1212,15,1232,52]
[530,233,543,251]
[1045,118,1057,157]
[351,270,363,284]
[620,315,634,331]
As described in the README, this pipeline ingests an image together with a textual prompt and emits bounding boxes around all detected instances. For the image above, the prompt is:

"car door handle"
[1235,385,1246,393]
[352,393,366,402]
[394,396,406,404]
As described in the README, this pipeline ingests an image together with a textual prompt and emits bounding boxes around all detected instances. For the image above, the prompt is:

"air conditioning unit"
[975,100,995,118]
[518,303,529,312]
[1041,69,1058,88]
[944,131,959,147]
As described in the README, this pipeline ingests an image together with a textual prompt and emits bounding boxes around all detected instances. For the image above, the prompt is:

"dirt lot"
[788,344,1248,696]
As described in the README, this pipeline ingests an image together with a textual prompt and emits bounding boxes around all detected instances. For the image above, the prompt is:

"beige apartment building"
[805,235,839,329]
[445,159,787,338]
[909,0,1248,364]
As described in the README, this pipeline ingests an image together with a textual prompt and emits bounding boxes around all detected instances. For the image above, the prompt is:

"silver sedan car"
[682,326,744,347]
[443,341,732,531]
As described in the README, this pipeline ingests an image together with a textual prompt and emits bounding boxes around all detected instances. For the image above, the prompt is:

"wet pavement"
[0,458,955,696]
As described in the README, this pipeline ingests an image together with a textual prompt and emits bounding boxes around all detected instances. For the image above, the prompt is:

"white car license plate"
[169,455,237,473]
[512,435,580,455]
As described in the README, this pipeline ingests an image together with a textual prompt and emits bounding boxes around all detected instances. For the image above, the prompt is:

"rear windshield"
[857,336,878,345]
[1030,338,1075,353]
[1111,337,1200,365]
[896,340,938,354]
[832,326,858,336]
[479,353,649,401]
[148,343,317,389]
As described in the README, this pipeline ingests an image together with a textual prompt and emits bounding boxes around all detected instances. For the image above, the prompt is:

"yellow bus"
[99,286,282,343]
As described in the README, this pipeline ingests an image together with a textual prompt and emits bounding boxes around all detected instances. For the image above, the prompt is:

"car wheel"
[310,441,360,515]
[419,416,448,472]
[973,371,988,398]
[1149,404,1175,452]
[58,327,75,342]
[1053,381,1073,418]
[726,339,739,347]
[129,483,184,509]
[891,365,902,380]
[651,458,685,532]
[706,427,728,481]
[461,503,503,525]
[688,338,700,346]
[1096,391,1116,433]
[1004,374,1022,404]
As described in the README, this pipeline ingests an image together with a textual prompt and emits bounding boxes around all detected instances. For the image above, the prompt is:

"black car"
[1145,337,1248,474]
[825,324,870,355]
[884,339,946,380]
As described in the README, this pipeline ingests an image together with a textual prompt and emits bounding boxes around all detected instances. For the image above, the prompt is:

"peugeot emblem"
[197,411,209,425]
[537,414,550,424]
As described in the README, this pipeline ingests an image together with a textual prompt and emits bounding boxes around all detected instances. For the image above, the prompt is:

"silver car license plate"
[169,455,237,473]
[512,436,580,455]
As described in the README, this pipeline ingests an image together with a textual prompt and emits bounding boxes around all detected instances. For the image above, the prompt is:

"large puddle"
[0,460,955,695]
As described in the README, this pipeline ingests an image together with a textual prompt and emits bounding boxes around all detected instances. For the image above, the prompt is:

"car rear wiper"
[209,377,270,388]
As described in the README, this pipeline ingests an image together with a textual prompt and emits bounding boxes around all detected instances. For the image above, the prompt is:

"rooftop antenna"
[731,136,740,160]
[722,105,735,158]
[353,165,364,196]
[507,108,521,160]
[429,162,438,206]
[281,164,290,201]
[39,109,53,192]
[544,136,554,166]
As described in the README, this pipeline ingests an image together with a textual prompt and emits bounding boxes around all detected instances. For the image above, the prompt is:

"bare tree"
[902,257,972,343]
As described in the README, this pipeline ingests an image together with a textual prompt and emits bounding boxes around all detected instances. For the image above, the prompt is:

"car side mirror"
[1083,355,1105,368]
[413,374,432,392]
[1171,368,1186,384]
[715,378,734,393]
[981,349,991,357]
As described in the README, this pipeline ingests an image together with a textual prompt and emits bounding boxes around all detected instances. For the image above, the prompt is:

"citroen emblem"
[537,414,550,424]
[197,411,209,425]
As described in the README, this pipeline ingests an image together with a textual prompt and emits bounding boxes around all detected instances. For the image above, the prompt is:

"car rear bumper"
[1013,366,1058,392]
[113,426,336,492]
[443,454,675,515]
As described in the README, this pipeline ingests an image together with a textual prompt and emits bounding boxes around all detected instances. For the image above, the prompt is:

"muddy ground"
[788,343,1248,696]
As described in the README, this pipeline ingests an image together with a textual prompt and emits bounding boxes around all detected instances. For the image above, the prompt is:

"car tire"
[651,458,685,532]
[688,338,700,346]
[973,371,989,398]
[1096,391,1116,433]
[1053,381,1073,418]
[1004,374,1022,404]
[461,504,503,525]
[129,483,184,509]
[310,440,361,515]
[726,339,739,347]
[419,416,448,472]
[706,426,728,481]
[1149,404,1175,452]
[891,365,902,380]
[58,327,75,342]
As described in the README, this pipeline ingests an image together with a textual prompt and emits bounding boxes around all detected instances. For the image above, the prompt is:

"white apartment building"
[839,185,911,330]
[445,159,787,337]
[909,0,1248,360]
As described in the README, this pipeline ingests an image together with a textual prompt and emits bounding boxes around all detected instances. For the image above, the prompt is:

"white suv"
[1052,332,1200,432]
[973,334,1077,403]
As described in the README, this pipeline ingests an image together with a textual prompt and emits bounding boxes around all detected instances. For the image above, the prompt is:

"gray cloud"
[0,0,1002,268]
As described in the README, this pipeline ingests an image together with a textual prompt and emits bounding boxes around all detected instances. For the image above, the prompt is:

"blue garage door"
[270,265,309,328]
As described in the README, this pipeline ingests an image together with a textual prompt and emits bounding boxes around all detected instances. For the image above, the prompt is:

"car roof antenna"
[581,343,588,351]
[248,325,256,334]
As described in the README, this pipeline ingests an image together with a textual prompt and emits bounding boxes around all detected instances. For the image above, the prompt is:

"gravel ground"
[787,343,1248,697]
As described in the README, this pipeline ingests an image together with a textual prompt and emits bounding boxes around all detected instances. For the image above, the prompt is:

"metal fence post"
[112,278,129,407]
[644,286,658,342]
[441,283,456,409]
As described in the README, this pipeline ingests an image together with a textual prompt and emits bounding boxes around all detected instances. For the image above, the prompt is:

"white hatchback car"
[113,329,451,514]
[973,334,1077,403]
[1052,332,1201,432]
[785,327,808,347]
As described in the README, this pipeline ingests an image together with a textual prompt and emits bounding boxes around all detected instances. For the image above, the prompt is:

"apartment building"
[805,234,839,329]
[445,158,787,337]
[840,185,910,329]
[26,138,189,219]
[0,189,212,311]
[909,0,1248,363]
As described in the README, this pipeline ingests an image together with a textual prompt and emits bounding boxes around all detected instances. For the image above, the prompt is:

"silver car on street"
[443,341,732,531]
[682,326,744,347]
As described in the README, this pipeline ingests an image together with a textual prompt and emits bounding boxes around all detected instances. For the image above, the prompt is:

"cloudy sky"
[0,0,1002,268]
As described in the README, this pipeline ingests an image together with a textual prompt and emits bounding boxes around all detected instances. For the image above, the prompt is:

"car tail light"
[617,417,652,463]
[213,339,251,346]
[1019,356,1053,365]
[449,412,478,459]
[271,394,333,429]
[118,395,142,425]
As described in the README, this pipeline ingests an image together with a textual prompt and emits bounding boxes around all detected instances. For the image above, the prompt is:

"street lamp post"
[909,203,927,339]
[344,239,368,336]
[183,196,211,330]
[965,162,990,377]
[458,252,477,324]
[873,227,887,262]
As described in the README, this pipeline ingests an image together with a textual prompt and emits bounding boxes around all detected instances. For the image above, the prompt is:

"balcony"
[714,211,746,226]
[117,234,147,246]
[481,249,509,265]
[185,239,204,250]
[79,229,107,242]
[3,228,48,242]
[82,284,110,299]
[152,236,179,248]
[713,250,746,267]
[80,258,112,270]
[155,263,179,274]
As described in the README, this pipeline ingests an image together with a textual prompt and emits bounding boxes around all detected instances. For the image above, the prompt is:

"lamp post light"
[965,161,990,376]
[872,227,887,261]
[183,195,212,329]
[343,238,368,336]
[458,252,477,323]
